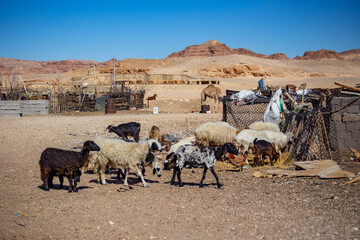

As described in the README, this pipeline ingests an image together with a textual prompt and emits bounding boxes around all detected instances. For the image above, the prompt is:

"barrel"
[201,105,210,113]
[105,98,116,114]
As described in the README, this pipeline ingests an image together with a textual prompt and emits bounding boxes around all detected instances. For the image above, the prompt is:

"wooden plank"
[267,160,354,179]
[334,81,360,92]
[345,175,360,184]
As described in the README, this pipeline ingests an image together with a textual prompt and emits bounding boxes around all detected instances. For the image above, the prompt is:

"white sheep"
[248,121,280,132]
[90,138,163,187]
[235,129,292,154]
[194,122,241,147]
[235,129,267,153]
[262,130,293,154]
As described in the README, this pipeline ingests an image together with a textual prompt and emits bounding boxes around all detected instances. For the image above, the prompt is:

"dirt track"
[0,112,359,239]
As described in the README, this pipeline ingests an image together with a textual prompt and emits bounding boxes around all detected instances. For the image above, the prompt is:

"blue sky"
[1,0,359,62]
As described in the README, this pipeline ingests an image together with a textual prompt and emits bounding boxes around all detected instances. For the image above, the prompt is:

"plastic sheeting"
[230,90,257,106]
[262,88,282,123]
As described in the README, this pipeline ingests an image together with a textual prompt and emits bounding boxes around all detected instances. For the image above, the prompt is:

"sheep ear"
[153,168,156,175]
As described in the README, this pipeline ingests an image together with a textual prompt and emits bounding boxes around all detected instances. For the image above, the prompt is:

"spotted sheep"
[167,143,238,189]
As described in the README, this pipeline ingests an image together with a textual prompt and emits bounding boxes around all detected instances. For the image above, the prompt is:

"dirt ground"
[0,111,359,239]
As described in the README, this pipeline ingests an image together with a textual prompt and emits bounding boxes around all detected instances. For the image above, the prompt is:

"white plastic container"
[153,107,159,114]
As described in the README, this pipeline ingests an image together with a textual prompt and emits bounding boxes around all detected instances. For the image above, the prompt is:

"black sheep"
[48,169,82,190]
[106,122,141,142]
[39,141,100,192]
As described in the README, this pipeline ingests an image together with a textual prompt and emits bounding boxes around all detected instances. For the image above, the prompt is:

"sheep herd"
[39,120,293,193]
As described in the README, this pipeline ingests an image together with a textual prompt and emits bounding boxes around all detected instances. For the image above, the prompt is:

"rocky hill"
[0,57,100,75]
[168,40,360,61]
[167,40,287,59]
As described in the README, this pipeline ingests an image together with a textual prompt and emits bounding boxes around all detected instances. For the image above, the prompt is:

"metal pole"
[93,65,97,95]
[113,58,116,91]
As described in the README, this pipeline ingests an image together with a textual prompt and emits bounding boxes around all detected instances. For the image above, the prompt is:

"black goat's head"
[223,142,239,156]
[106,125,114,132]
[83,141,100,152]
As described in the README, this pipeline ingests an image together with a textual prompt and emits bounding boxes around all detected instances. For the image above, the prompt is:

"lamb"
[248,121,280,132]
[164,138,194,170]
[194,122,242,147]
[253,138,280,166]
[39,141,100,192]
[106,122,141,142]
[90,138,163,187]
[169,143,239,188]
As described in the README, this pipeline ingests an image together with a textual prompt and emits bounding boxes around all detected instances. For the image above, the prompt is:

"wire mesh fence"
[222,94,340,163]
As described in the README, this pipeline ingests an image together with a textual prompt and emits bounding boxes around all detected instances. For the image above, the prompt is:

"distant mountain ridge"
[0,40,359,75]
[167,40,359,60]
[0,57,100,75]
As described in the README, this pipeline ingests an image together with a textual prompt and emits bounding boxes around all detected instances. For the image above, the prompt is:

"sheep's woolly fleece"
[248,121,280,132]
[195,121,237,147]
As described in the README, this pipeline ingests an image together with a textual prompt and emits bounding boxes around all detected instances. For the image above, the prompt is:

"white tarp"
[262,88,282,124]
[230,90,257,105]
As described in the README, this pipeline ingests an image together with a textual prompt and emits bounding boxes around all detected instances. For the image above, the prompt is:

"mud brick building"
[331,96,360,151]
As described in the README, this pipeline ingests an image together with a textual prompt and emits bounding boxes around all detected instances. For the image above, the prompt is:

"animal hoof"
[179,183,184,187]
[144,184,149,188]
[73,188,78,192]
[199,184,206,188]
[217,184,224,189]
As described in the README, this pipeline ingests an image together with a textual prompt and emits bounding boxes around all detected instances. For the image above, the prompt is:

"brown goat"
[253,138,279,166]
[149,125,161,142]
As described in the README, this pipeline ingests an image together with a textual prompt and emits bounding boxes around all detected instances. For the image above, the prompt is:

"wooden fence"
[0,100,49,117]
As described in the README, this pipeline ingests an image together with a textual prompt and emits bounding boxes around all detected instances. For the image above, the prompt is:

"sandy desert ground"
[0,111,359,239]
[1,50,360,239]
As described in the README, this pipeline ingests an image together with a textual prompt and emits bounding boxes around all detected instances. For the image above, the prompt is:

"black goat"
[169,143,238,189]
[106,122,141,142]
[39,141,100,192]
